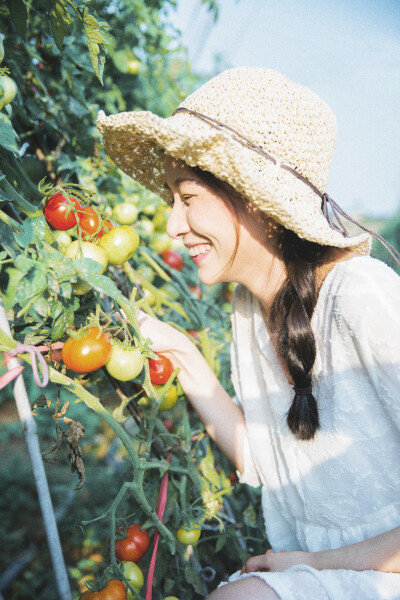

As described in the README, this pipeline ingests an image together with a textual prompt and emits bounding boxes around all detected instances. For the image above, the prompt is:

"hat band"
[173,107,400,266]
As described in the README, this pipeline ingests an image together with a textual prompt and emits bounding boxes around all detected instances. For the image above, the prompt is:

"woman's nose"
[166,201,190,239]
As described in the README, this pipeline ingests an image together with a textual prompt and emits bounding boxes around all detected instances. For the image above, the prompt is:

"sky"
[168,0,400,217]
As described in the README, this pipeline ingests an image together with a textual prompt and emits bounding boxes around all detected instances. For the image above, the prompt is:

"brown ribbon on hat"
[173,107,400,266]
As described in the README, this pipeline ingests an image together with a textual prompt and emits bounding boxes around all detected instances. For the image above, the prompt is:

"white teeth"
[188,244,212,257]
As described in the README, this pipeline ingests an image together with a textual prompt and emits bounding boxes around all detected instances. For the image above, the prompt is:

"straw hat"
[97,67,371,251]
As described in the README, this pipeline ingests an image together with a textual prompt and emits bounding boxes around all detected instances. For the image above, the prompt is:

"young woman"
[98,67,400,599]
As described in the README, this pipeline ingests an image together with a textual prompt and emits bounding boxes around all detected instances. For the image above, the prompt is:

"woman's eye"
[182,195,193,203]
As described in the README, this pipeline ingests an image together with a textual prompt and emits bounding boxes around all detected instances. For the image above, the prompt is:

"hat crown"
[179,67,337,192]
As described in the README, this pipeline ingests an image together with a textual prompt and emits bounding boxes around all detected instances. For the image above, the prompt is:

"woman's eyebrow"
[164,177,199,191]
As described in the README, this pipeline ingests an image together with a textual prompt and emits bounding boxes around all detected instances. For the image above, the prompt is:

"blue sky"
[169,0,400,217]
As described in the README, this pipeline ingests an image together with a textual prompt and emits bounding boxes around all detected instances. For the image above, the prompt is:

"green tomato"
[120,561,144,598]
[164,597,180,600]
[105,343,144,381]
[53,230,72,253]
[0,76,17,110]
[113,202,138,225]
[176,525,201,545]
[65,240,108,274]
[99,225,140,265]
[157,385,178,411]
[126,59,142,75]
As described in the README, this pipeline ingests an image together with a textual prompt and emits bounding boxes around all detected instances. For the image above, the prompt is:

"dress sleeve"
[230,285,262,487]
[332,259,400,429]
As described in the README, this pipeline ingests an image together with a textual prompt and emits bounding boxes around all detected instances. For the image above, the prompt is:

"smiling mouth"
[188,244,212,257]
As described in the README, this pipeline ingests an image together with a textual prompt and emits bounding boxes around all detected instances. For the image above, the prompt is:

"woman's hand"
[241,549,312,574]
[137,309,190,359]
[137,309,246,471]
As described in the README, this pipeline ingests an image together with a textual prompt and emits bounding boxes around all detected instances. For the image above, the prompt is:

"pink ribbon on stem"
[1,342,49,389]
[145,455,171,600]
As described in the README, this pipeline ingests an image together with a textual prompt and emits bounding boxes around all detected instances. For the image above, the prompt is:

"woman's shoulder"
[321,255,400,300]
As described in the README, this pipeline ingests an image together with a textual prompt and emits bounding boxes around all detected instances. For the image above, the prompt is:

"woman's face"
[164,156,279,287]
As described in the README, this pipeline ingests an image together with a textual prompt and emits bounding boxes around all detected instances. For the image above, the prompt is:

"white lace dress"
[223,256,400,599]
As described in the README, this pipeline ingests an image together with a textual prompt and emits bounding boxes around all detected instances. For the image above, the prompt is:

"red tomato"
[62,327,112,373]
[162,418,175,433]
[188,284,202,299]
[80,579,126,600]
[187,330,200,340]
[114,524,150,563]
[44,192,82,230]
[78,206,100,236]
[148,354,174,385]
[161,249,184,271]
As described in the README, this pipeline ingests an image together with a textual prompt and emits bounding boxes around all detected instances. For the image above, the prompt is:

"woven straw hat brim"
[97,108,371,252]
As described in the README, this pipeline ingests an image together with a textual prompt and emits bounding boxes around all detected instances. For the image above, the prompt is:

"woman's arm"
[242,526,400,574]
[137,310,246,471]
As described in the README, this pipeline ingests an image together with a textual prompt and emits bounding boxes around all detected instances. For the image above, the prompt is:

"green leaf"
[215,533,227,552]
[82,9,114,84]
[13,217,46,249]
[0,113,19,153]
[199,446,220,489]
[243,504,257,528]
[184,566,204,595]
[5,0,27,39]
[51,0,72,51]
[3,267,24,310]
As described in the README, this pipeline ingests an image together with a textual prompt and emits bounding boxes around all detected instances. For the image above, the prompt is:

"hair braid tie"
[293,385,313,394]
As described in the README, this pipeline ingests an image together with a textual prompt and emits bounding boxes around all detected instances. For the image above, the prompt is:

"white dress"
[223,256,400,599]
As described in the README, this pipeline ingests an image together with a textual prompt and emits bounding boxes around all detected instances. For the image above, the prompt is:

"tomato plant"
[62,327,112,373]
[120,561,144,598]
[158,384,178,410]
[80,579,126,600]
[148,354,174,385]
[105,343,144,381]
[0,75,17,109]
[161,249,184,271]
[113,202,138,225]
[44,192,82,230]
[99,225,140,264]
[114,524,150,563]
[176,525,201,545]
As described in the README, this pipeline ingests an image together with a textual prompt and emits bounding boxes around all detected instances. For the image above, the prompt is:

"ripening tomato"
[188,284,202,299]
[120,561,144,598]
[44,192,82,230]
[105,343,144,381]
[0,75,17,110]
[113,202,138,225]
[114,524,150,563]
[157,384,178,410]
[99,225,140,264]
[78,206,100,236]
[80,579,126,600]
[148,354,174,385]
[176,524,201,545]
[161,249,184,271]
[62,327,112,373]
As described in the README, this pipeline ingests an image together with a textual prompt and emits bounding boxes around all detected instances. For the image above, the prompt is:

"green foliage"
[0,2,269,599]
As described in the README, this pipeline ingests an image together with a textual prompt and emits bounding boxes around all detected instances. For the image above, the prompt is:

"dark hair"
[192,166,330,440]
[269,230,331,440]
